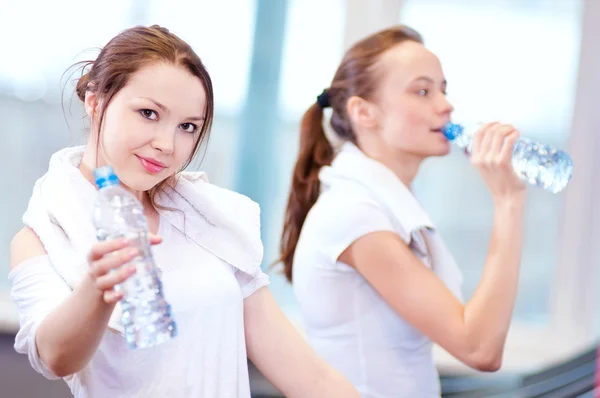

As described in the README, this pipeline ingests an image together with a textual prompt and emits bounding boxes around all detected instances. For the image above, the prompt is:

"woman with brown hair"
[9,25,360,398]
[280,25,527,397]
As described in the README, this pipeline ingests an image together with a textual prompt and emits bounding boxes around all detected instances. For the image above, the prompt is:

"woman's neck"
[357,140,423,188]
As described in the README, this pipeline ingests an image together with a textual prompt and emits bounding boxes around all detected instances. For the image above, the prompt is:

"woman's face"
[360,41,454,160]
[85,62,207,192]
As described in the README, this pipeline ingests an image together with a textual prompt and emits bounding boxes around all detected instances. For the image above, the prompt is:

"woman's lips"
[136,155,166,174]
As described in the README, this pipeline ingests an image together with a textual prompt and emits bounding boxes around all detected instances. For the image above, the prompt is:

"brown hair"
[71,25,214,208]
[279,25,423,282]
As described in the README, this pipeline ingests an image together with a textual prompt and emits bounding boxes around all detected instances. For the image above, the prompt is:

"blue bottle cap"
[93,166,120,189]
[441,122,464,141]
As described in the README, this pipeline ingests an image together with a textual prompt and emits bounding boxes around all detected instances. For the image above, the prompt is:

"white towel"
[319,142,464,301]
[22,146,263,334]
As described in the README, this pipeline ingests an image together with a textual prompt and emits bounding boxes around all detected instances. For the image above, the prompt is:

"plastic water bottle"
[93,166,177,349]
[442,122,573,193]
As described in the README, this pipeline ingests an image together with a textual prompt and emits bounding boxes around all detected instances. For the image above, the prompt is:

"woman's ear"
[346,95,379,132]
[84,90,99,122]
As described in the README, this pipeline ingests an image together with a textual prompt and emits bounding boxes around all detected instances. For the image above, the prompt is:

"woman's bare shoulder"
[9,227,47,272]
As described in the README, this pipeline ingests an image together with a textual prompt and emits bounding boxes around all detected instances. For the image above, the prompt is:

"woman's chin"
[120,173,166,193]
[429,141,452,157]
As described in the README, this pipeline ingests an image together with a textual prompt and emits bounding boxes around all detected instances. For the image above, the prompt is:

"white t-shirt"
[292,143,463,398]
[10,217,269,398]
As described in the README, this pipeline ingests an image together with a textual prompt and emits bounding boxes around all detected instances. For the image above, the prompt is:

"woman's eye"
[140,109,158,120]
[180,123,197,133]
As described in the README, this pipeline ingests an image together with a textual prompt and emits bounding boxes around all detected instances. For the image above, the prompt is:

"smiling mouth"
[136,156,166,174]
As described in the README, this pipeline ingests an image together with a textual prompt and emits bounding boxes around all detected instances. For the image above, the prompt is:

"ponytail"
[279,103,334,282]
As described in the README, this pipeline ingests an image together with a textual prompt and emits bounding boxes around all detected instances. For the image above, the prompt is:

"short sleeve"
[235,269,270,299]
[315,199,397,265]
[9,255,72,380]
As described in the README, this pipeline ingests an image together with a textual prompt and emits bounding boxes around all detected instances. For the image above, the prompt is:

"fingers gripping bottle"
[442,122,573,194]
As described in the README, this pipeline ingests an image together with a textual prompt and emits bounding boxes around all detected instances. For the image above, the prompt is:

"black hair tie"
[316,89,330,109]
